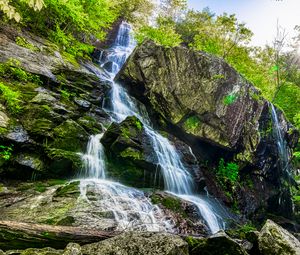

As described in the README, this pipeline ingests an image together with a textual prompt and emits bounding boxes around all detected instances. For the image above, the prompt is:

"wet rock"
[258,219,300,255]
[6,126,30,143]
[14,153,45,172]
[74,98,91,110]
[20,247,62,255]
[150,191,209,236]
[120,40,264,150]
[119,40,298,220]
[81,232,189,255]
[101,116,159,188]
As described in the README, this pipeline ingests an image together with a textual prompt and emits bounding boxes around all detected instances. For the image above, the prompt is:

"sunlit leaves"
[0,0,20,22]
[0,0,44,22]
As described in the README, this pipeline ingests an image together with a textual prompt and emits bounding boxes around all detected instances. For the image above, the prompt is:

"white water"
[270,104,292,179]
[92,21,224,234]
[79,179,171,231]
[82,134,106,179]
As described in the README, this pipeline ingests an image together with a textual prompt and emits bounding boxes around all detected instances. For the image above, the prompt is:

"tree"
[0,0,44,22]
[272,20,288,101]
[159,0,187,21]
[116,0,154,27]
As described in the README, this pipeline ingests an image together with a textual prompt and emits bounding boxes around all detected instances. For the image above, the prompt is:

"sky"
[187,0,300,48]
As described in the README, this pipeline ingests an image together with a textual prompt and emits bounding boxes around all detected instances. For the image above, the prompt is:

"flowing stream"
[82,22,225,233]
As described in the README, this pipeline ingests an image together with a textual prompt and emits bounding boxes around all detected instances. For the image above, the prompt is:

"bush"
[217,158,239,184]
[0,144,13,160]
[0,82,22,114]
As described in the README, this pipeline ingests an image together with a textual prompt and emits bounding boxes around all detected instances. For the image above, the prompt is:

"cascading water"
[80,79,171,231]
[270,104,291,174]
[92,21,224,234]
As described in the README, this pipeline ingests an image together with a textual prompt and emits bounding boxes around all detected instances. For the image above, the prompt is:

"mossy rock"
[151,192,187,218]
[101,116,160,188]
[54,181,80,198]
[46,148,82,177]
[186,232,248,255]
[76,115,103,134]
[51,120,89,152]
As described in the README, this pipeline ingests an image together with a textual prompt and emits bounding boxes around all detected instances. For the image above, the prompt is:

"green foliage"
[0,82,22,114]
[0,60,42,84]
[34,182,47,193]
[273,82,300,121]
[0,144,13,160]
[217,158,239,184]
[135,119,142,130]
[15,36,39,51]
[183,115,201,131]
[136,18,182,47]
[0,0,44,22]
[223,93,238,105]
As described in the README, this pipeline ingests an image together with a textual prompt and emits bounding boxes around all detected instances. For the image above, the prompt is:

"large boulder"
[258,219,300,255]
[186,231,248,255]
[81,232,189,255]
[119,40,265,150]
[119,40,299,219]
[0,24,112,179]
[101,116,159,188]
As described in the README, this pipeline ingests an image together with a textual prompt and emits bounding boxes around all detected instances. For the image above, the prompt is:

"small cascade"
[79,179,172,231]
[270,104,291,175]
[95,21,224,234]
[82,134,106,179]
[80,121,170,231]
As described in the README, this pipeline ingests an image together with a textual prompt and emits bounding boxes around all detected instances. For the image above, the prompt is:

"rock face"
[119,40,299,219]
[258,220,300,255]
[81,232,189,255]
[120,40,264,150]
[0,24,110,179]
[101,116,159,188]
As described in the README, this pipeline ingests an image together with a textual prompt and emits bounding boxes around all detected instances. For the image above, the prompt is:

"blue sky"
[186,0,300,47]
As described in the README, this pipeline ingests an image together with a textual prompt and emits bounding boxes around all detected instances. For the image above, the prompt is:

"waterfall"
[80,84,171,231]
[82,134,106,179]
[94,21,224,234]
[270,104,292,178]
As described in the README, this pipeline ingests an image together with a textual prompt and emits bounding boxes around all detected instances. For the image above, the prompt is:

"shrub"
[0,144,13,160]
[0,82,22,114]
[217,158,239,184]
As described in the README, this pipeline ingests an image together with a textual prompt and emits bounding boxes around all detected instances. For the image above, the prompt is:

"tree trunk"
[0,220,119,250]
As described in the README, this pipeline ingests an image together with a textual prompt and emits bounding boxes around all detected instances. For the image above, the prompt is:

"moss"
[106,160,145,188]
[185,236,207,254]
[120,147,143,160]
[51,120,88,152]
[54,181,80,197]
[211,74,225,80]
[46,148,83,175]
[151,194,187,217]
[183,115,201,132]
[15,36,40,52]
[0,183,4,193]
[77,116,102,134]
[34,182,47,193]
[223,93,238,105]
[135,119,143,130]
[226,222,257,240]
